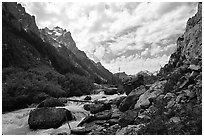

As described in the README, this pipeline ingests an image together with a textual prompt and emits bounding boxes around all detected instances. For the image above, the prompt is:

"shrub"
[61,73,94,97]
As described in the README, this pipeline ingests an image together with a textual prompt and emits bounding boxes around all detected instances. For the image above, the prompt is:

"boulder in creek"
[84,95,92,100]
[94,110,112,120]
[37,97,65,108]
[119,85,146,112]
[28,107,73,129]
[104,87,118,95]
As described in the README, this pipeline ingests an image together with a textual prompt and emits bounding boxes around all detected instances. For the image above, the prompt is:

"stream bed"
[2,92,125,135]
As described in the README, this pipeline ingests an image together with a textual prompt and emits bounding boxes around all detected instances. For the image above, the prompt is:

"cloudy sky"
[21,2,197,75]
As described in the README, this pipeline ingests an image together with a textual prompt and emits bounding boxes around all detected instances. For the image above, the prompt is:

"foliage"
[61,73,94,97]
[2,66,65,112]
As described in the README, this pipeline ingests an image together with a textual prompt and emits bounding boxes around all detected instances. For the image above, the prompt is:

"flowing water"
[2,92,125,135]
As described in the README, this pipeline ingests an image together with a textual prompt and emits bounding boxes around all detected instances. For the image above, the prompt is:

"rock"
[77,115,96,127]
[28,107,73,129]
[94,120,107,125]
[118,110,138,127]
[116,124,144,135]
[176,93,185,103]
[84,96,92,100]
[111,109,123,119]
[123,74,144,95]
[58,97,68,103]
[37,97,64,108]
[183,89,196,99]
[119,85,146,112]
[166,99,176,109]
[134,81,166,109]
[32,92,50,104]
[83,104,91,111]
[57,132,69,135]
[104,87,118,95]
[169,117,181,123]
[95,110,112,120]
[110,96,126,108]
[134,114,151,125]
[107,119,119,126]
[71,127,92,135]
[87,125,104,135]
[86,103,111,114]
[188,64,201,71]
[90,124,121,135]
[164,93,175,100]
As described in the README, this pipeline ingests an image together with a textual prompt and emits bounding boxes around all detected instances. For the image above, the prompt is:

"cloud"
[102,54,170,75]
[21,2,198,74]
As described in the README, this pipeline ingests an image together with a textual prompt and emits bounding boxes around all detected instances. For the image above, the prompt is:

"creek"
[2,92,125,135]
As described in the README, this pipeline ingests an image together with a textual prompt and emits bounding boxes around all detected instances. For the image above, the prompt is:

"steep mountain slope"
[2,2,114,82]
[40,27,114,82]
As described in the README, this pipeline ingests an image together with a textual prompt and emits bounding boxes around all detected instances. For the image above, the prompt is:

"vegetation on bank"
[2,66,95,112]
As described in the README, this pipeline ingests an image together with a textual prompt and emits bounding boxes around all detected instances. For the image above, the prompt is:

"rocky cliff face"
[160,2,202,75]
[2,2,39,36]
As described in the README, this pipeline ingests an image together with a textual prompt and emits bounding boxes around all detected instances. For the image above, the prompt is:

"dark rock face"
[37,97,65,108]
[28,107,73,129]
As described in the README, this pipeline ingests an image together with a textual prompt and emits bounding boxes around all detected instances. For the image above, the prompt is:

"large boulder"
[118,110,138,127]
[37,97,65,108]
[134,81,166,109]
[28,107,73,129]
[104,87,118,95]
[119,85,146,112]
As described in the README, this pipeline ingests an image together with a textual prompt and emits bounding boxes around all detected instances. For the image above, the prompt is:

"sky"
[21,2,198,75]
